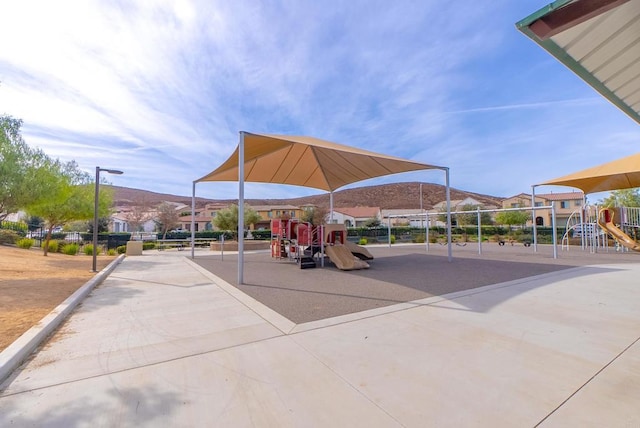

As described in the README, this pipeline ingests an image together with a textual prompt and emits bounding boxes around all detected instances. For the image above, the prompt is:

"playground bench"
[156,238,217,251]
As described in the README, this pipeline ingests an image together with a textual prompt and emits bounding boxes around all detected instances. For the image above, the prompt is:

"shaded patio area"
[194,246,588,324]
[193,244,639,323]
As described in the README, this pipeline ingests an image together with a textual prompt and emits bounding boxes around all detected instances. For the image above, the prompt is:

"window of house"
[560,201,568,209]
[510,203,521,208]
[574,200,582,206]
[534,202,543,207]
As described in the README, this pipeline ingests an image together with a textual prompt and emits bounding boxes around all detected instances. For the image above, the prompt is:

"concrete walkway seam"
[0,254,125,385]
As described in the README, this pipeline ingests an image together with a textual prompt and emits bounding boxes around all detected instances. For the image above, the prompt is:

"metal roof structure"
[517,0,640,125]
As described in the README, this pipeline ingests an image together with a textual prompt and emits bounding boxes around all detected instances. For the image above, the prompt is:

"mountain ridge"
[110,183,504,210]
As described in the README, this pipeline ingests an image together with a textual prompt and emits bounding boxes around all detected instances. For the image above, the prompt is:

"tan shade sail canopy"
[540,152,640,194]
[196,133,444,191]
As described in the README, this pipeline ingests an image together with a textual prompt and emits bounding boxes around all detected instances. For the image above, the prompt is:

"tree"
[124,197,152,232]
[0,115,50,220]
[455,204,476,227]
[23,215,44,231]
[494,210,530,232]
[155,202,180,239]
[87,217,110,233]
[456,204,493,226]
[600,189,640,207]
[212,204,261,238]
[26,160,113,255]
[301,206,328,225]
[364,217,381,228]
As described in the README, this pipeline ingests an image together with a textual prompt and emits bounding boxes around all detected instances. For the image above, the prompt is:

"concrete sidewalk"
[1,251,639,427]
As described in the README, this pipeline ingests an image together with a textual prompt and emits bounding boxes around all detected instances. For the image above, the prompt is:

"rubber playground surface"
[193,242,640,324]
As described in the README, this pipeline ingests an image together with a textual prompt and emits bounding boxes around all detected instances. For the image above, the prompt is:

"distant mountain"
[107,185,213,206]
[110,183,504,210]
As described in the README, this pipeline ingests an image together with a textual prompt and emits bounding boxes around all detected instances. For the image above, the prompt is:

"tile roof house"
[502,192,585,227]
[330,207,382,228]
[381,209,426,227]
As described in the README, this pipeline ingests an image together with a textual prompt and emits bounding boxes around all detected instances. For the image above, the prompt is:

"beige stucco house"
[502,192,585,228]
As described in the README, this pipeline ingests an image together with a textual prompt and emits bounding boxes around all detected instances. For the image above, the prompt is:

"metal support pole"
[552,204,558,259]
[320,225,325,268]
[445,168,452,262]
[92,167,100,273]
[329,192,334,223]
[388,219,392,248]
[419,183,423,230]
[191,181,196,259]
[238,132,245,285]
[425,213,429,252]
[579,204,585,251]
[531,185,538,252]
[477,207,482,255]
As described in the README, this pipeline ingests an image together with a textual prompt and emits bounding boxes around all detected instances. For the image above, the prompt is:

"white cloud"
[2,0,638,201]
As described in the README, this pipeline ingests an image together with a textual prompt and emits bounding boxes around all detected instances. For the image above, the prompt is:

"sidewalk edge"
[0,254,125,385]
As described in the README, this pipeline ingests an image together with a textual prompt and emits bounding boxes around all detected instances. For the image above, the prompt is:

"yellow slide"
[324,223,374,260]
[598,208,640,252]
[343,240,374,260]
[324,245,370,270]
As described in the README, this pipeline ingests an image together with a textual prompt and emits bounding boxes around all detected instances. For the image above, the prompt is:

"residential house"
[381,209,426,227]
[176,203,227,232]
[329,207,382,228]
[109,206,157,233]
[430,197,500,226]
[502,192,585,227]
[251,205,305,229]
[432,197,496,212]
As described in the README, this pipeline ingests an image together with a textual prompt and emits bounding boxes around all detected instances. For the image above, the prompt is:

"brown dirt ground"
[0,245,115,352]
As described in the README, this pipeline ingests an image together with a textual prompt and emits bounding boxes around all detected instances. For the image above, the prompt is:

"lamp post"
[93,167,123,272]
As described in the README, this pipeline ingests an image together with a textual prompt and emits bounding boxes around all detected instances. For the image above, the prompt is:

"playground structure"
[270,219,372,270]
[597,207,640,252]
[561,205,640,253]
[192,132,452,284]
[383,204,640,257]
[561,205,604,252]
[270,218,323,268]
[386,204,559,257]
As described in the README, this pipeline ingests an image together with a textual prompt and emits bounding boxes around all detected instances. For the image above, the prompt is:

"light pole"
[93,167,123,272]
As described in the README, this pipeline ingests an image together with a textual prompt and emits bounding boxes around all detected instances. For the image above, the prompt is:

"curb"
[0,254,125,386]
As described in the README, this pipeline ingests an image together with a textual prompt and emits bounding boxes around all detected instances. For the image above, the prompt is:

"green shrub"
[117,245,127,254]
[62,243,79,255]
[142,242,156,250]
[389,235,396,244]
[83,244,94,256]
[107,248,117,256]
[16,238,35,249]
[358,237,368,245]
[0,229,21,244]
[42,240,59,253]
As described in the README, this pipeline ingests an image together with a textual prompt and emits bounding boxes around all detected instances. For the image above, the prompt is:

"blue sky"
[1,1,639,203]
